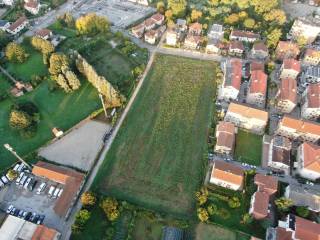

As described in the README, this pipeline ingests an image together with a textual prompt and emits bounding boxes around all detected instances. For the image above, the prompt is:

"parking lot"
[0,164,66,232]
[72,0,156,28]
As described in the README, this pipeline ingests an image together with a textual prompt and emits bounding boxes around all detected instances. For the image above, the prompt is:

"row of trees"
[31,36,55,64]
[5,42,29,63]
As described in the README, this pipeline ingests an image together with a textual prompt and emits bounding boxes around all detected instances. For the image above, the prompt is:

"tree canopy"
[75,13,110,35]
[5,42,29,63]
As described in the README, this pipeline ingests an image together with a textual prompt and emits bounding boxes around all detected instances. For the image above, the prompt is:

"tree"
[197,208,209,222]
[65,70,81,90]
[243,18,255,29]
[165,9,173,20]
[58,12,75,28]
[241,213,253,224]
[75,209,91,226]
[207,204,218,216]
[191,9,202,22]
[81,192,96,206]
[195,187,208,205]
[228,196,241,208]
[55,74,71,92]
[49,53,69,75]
[237,0,250,9]
[157,1,165,13]
[275,197,293,212]
[31,37,55,64]
[238,11,248,19]
[76,54,122,107]
[296,36,308,48]
[266,28,282,49]
[251,0,278,14]
[224,14,239,25]
[76,13,110,35]
[167,0,187,17]
[5,42,29,63]
[100,197,120,221]
[263,9,287,26]
[296,206,309,218]
[6,169,18,180]
[9,110,32,130]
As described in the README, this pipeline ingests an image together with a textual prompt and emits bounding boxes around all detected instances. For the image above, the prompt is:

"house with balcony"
[280,59,301,80]
[303,48,320,66]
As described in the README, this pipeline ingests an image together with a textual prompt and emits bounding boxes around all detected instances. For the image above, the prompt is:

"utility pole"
[3,144,32,170]
[98,92,108,119]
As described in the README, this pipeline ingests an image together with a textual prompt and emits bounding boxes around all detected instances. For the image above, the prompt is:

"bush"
[9,109,32,130]
[81,192,96,206]
[75,209,91,226]
[218,208,230,219]
[296,206,309,218]
[228,196,241,208]
[207,204,218,216]
[100,197,120,221]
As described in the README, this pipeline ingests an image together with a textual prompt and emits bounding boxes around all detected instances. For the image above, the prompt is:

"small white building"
[6,16,28,35]
[301,83,320,120]
[207,24,224,40]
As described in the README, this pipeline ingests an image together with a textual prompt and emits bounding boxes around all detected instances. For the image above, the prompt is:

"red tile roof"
[231,30,260,39]
[252,191,269,219]
[35,28,52,38]
[25,0,39,9]
[278,78,297,104]
[253,42,268,52]
[249,70,267,95]
[212,161,244,186]
[151,13,164,22]
[295,216,320,240]
[250,61,264,73]
[32,225,60,240]
[145,18,155,27]
[275,227,293,240]
[230,40,244,50]
[8,16,27,32]
[276,41,300,59]
[280,116,320,136]
[189,22,202,31]
[254,174,278,195]
[304,48,320,59]
[216,121,236,150]
[306,83,320,109]
[226,58,242,90]
[282,58,301,73]
[301,142,320,173]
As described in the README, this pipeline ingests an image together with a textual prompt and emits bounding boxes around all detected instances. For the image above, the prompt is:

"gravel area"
[38,120,110,171]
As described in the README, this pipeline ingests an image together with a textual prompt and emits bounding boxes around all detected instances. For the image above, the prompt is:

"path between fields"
[61,42,157,240]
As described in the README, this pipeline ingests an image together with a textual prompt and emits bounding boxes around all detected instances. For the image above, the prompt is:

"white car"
[24,177,32,189]
[6,205,14,214]
[16,172,24,185]
[53,188,60,198]
[13,164,20,172]
[19,175,28,186]
[1,176,9,184]
[57,189,63,198]
[36,182,47,195]
[48,186,55,197]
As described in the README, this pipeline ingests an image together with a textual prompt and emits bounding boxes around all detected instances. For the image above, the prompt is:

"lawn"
[92,54,217,217]
[6,47,48,82]
[0,81,100,171]
[0,73,11,97]
[234,129,263,166]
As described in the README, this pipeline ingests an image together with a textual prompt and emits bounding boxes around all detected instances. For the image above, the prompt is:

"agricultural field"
[234,130,263,166]
[93,54,217,217]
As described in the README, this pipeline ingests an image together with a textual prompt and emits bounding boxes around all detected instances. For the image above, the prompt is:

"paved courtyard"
[38,120,111,171]
[73,0,156,28]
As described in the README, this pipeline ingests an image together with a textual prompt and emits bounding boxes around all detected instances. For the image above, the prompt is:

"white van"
[48,186,55,197]
[36,182,47,195]
[57,189,63,198]
[13,164,20,172]
[53,188,60,198]
[19,175,28,186]
[24,177,32,189]
[17,164,25,172]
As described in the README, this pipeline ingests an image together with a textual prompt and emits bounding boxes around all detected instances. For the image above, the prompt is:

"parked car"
[33,215,40,224]
[1,176,9,184]
[28,179,37,191]
[29,212,37,222]
[18,210,24,218]
[10,207,16,215]
[19,175,28,186]
[37,215,45,225]
[48,186,55,197]
[24,212,32,220]
[36,182,47,194]
[13,164,20,172]
[0,181,4,188]
[13,209,20,216]
[24,177,32,189]
[17,164,24,172]
[58,189,63,198]
[6,205,14,214]
[53,188,60,198]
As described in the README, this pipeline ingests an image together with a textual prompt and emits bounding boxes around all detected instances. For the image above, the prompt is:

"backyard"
[92,54,217,217]
[234,130,263,166]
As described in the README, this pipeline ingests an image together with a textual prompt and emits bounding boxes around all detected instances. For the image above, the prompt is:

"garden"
[234,130,263,166]
[92,54,217,218]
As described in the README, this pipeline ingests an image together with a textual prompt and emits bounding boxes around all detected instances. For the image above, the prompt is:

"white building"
[208,24,224,40]
[290,17,320,44]
[6,16,28,35]
[301,83,320,120]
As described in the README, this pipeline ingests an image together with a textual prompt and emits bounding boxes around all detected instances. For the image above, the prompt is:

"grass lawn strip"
[93,54,217,217]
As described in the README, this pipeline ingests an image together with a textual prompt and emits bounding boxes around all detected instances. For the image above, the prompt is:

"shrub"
[81,192,96,206]
[296,206,309,218]
[197,208,209,222]
[100,197,120,221]
[228,196,241,208]
[75,209,91,226]
[218,208,230,219]
[207,204,218,216]
[9,109,32,130]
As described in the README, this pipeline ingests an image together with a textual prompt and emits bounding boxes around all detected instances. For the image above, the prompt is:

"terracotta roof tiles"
[249,70,267,95]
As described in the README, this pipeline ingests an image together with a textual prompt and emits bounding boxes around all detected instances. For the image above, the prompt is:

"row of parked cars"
[6,205,45,225]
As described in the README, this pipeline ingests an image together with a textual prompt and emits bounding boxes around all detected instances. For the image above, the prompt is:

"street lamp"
[3,144,32,170]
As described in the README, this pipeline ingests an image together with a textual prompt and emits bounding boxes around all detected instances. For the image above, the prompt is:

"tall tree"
[31,36,55,64]
[266,28,282,49]
[75,13,110,35]
[167,0,187,17]
[9,110,32,130]
[5,42,29,63]
[191,9,202,22]
[263,9,287,26]
[65,69,81,90]
[49,53,69,75]
[251,0,278,14]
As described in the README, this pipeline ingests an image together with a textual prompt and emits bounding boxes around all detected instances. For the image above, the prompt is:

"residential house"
[250,61,264,75]
[296,142,320,181]
[303,48,320,66]
[249,174,278,220]
[206,38,220,54]
[7,16,28,35]
[166,28,177,46]
[246,70,267,108]
[301,65,320,84]
[251,42,268,60]
[276,215,320,240]
[275,115,320,143]
[131,22,145,38]
[32,161,85,218]
[24,0,40,15]
[266,135,292,174]
[285,184,320,212]
[276,78,297,114]
[290,17,320,44]
[266,227,293,240]
[0,215,61,240]
[150,13,164,26]
[188,22,202,36]
[145,18,156,31]
[224,102,269,135]
[145,30,158,45]
[219,58,242,101]
[176,19,187,32]
[301,83,320,120]
[229,30,260,43]
[0,20,10,31]
[208,24,224,40]
[214,121,236,155]
[35,28,52,40]
[279,59,301,79]
[275,41,300,60]
[228,40,244,56]
[184,34,200,49]
[210,160,244,191]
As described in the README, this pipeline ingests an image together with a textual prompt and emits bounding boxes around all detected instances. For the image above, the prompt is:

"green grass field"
[92,54,217,217]
[234,130,262,166]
